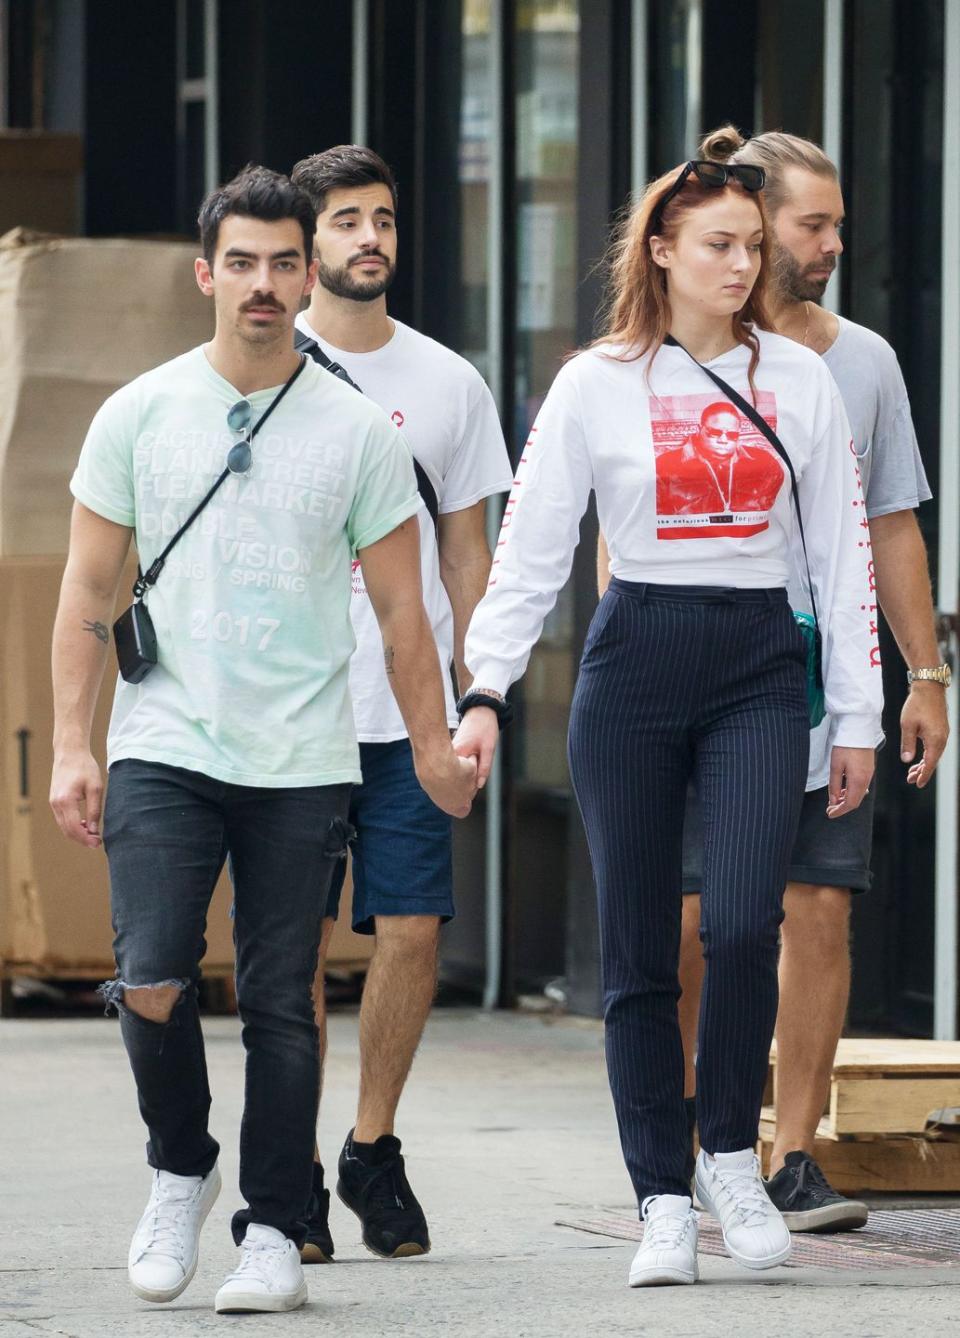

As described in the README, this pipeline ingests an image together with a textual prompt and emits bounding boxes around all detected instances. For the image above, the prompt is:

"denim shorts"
[325,738,454,934]
[682,778,876,894]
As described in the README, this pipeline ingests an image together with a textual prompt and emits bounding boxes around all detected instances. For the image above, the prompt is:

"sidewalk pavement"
[1,1007,957,1336]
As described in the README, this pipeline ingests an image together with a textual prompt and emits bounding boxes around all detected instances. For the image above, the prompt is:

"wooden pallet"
[757,1121,960,1192]
[768,1038,960,1137]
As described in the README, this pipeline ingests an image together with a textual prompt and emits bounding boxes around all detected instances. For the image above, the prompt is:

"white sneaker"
[695,1148,791,1270]
[128,1164,221,1303]
[214,1223,308,1314]
[628,1194,698,1287]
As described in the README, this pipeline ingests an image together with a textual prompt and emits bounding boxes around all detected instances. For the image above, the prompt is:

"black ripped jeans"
[101,758,352,1246]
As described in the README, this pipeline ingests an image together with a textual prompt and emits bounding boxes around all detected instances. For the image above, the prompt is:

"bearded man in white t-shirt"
[289,145,513,1263]
[602,129,950,1233]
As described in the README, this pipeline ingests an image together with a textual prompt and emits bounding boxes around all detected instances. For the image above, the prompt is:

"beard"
[773,242,836,302]
[317,252,396,303]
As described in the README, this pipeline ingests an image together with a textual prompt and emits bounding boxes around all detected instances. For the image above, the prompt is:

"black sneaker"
[336,1130,431,1258]
[300,1161,335,1263]
[765,1151,868,1232]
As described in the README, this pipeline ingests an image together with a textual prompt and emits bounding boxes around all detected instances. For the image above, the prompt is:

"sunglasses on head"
[652,159,766,232]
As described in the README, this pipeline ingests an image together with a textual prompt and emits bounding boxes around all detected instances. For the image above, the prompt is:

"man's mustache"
[240,294,285,312]
[804,258,836,277]
[349,251,390,267]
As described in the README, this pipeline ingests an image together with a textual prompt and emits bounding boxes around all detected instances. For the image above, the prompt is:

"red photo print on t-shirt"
[651,391,786,540]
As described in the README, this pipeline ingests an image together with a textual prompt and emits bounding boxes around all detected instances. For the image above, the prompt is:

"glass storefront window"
[513,0,580,791]
[843,0,944,1034]
[649,0,701,172]
[755,0,824,138]
[459,0,495,380]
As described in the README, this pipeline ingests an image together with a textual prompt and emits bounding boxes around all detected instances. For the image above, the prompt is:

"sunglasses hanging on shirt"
[225,398,256,474]
[112,356,306,683]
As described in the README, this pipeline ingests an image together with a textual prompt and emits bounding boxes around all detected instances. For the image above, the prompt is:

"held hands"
[415,744,479,819]
[826,746,875,819]
[50,748,104,847]
[900,684,949,788]
[452,706,500,790]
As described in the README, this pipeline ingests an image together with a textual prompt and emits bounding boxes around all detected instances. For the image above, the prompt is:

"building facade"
[5,0,958,1034]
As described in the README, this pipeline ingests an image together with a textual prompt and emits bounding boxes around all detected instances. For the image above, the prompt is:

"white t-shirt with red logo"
[466,330,883,760]
[296,313,513,741]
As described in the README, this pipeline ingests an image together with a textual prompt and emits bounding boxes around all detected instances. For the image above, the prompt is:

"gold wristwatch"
[906,664,952,687]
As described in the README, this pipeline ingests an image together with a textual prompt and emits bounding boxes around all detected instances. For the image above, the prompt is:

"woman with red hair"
[455,161,881,1287]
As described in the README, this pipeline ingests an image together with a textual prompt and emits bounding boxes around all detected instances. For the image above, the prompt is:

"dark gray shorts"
[681,780,875,894]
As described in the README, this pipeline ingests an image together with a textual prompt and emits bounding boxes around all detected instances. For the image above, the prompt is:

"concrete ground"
[1,1008,958,1337]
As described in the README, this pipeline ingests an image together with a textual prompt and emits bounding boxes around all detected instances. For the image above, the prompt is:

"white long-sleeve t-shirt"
[466,330,883,753]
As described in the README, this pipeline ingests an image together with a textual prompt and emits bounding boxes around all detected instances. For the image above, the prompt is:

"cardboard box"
[0,557,214,976]
[0,228,213,556]
[0,232,215,976]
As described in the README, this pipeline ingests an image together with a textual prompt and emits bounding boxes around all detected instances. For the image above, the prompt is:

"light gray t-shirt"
[823,316,931,517]
[804,315,931,788]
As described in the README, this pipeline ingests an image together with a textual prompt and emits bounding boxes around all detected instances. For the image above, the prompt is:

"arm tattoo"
[384,644,396,676]
[82,620,109,644]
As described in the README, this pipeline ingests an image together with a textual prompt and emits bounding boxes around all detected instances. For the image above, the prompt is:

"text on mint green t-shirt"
[71,347,421,787]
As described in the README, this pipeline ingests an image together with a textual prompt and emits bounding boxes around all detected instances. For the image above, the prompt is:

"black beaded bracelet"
[456,691,514,729]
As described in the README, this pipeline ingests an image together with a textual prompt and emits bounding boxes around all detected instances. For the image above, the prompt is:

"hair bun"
[698,125,746,162]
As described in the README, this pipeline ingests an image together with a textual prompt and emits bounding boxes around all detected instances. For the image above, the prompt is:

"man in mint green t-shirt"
[49,166,477,1318]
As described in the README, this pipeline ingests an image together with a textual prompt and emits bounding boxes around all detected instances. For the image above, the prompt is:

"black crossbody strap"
[132,355,307,600]
[295,328,441,530]
[663,334,820,632]
[294,328,361,388]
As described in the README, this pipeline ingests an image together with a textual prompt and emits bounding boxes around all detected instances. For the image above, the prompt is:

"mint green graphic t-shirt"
[71,347,421,788]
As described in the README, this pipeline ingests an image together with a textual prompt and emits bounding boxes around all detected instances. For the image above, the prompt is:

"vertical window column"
[352,0,369,144]
[822,0,843,312]
[631,0,649,194]
[176,0,218,231]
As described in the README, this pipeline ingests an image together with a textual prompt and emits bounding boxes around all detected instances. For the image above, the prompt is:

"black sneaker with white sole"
[337,1130,431,1259]
[300,1161,335,1263]
[765,1151,868,1232]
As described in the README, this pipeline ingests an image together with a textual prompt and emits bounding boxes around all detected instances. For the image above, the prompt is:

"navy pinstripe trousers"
[568,579,809,1205]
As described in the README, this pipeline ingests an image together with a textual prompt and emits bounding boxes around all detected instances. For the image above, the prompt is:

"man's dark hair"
[291,145,398,218]
[198,165,316,265]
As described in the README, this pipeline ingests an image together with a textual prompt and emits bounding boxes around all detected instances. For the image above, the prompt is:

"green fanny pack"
[793,609,826,728]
